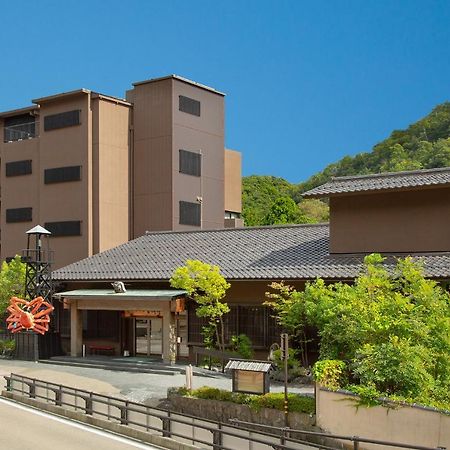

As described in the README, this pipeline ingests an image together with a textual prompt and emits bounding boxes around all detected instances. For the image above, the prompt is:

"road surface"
[0,397,162,450]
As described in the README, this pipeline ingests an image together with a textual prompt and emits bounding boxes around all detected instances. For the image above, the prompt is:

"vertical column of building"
[171,78,225,230]
[127,78,174,237]
[91,94,131,254]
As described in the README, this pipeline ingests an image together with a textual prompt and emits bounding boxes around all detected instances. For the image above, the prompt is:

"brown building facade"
[0,76,242,268]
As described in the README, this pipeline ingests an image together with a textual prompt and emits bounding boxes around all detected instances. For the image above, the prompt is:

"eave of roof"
[53,289,186,300]
[302,167,450,198]
[132,74,225,96]
[0,105,39,118]
[33,89,91,104]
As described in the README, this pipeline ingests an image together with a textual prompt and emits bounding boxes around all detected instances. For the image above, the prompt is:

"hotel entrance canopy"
[54,289,186,300]
[54,289,187,362]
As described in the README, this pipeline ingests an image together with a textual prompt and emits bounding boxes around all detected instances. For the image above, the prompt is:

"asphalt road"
[0,397,162,450]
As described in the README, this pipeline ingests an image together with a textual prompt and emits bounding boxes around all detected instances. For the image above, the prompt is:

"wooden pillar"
[70,301,83,356]
[162,303,176,364]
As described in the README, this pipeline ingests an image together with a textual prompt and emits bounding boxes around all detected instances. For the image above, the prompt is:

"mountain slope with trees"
[242,102,450,226]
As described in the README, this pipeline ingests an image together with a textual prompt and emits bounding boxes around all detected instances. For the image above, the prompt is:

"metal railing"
[3,373,446,450]
[3,121,39,142]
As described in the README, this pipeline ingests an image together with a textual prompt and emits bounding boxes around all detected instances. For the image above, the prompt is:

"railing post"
[353,437,359,450]
[213,424,222,450]
[55,387,62,406]
[28,381,36,399]
[4,377,11,392]
[85,393,93,415]
[162,411,171,438]
[120,402,129,425]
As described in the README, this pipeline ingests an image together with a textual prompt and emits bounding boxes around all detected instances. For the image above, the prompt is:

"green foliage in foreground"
[0,255,27,315]
[174,386,315,414]
[266,254,450,410]
[0,339,15,357]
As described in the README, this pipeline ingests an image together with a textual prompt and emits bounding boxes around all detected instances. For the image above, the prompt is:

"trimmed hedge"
[174,386,315,414]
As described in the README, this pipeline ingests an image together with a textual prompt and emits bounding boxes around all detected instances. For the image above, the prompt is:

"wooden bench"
[89,345,115,356]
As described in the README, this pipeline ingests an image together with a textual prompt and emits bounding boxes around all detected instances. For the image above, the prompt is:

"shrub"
[271,348,307,381]
[175,386,315,414]
[312,359,347,390]
[230,334,253,359]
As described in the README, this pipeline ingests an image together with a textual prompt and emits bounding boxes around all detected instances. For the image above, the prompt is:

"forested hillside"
[243,102,450,226]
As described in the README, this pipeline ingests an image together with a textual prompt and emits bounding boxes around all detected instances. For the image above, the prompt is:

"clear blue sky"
[1,1,449,183]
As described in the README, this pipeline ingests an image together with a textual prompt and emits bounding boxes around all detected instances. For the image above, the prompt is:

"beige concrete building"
[0,75,242,268]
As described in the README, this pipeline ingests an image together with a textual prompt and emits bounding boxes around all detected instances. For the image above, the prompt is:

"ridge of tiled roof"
[52,224,450,282]
[302,166,450,198]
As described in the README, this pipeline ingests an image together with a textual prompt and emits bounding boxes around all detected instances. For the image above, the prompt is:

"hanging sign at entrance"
[122,310,162,318]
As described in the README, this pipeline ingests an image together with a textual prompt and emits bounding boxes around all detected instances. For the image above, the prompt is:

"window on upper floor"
[44,110,80,131]
[179,150,201,177]
[3,115,38,142]
[6,207,32,223]
[44,220,81,236]
[179,95,201,116]
[44,166,81,184]
[6,160,32,177]
[179,201,201,226]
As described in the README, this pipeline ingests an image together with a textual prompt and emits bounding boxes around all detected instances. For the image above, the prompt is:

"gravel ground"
[0,359,313,405]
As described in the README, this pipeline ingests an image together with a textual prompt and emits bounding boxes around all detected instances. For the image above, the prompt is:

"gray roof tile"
[52,224,450,281]
[302,167,450,198]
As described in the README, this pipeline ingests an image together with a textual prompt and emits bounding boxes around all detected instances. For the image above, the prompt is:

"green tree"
[0,255,26,324]
[297,199,329,223]
[266,254,450,405]
[262,196,304,225]
[170,260,230,352]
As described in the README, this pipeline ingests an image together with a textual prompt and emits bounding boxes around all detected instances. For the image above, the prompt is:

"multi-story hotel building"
[0,75,242,268]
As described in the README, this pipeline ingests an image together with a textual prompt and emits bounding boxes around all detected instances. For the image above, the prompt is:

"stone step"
[39,358,181,375]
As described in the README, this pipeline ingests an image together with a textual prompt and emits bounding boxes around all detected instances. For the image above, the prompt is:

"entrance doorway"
[135,318,163,356]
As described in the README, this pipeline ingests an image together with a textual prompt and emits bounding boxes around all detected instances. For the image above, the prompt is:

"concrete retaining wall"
[316,385,450,450]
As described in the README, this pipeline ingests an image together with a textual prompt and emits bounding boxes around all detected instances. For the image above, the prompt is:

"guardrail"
[3,373,445,450]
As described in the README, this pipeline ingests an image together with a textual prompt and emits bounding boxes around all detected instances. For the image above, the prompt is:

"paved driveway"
[0,359,313,405]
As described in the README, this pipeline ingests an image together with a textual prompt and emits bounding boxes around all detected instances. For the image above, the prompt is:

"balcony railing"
[3,121,39,143]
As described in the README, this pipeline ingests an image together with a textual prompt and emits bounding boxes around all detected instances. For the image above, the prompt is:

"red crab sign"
[6,296,54,335]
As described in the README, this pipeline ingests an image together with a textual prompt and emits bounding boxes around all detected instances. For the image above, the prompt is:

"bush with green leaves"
[230,334,253,359]
[266,254,450,409]
[312,360,347,390]
[174,386,315,414]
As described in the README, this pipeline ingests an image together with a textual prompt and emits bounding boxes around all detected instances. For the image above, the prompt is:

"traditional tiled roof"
[302,167,450,198]
[52,224,450,282]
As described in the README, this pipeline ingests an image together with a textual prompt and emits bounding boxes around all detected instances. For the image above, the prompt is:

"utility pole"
[281,333,289,428]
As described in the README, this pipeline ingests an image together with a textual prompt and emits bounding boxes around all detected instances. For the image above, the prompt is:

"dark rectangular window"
[84,311,119,339]
[6,207,32,223]
[45,220,81,236]
[179,201,201,226]
[6,160,32,177]
[179,150,201,177]
[44,110,80,131]
[179,95,200,116]
[4,114,37,142]
[44,166,81,184]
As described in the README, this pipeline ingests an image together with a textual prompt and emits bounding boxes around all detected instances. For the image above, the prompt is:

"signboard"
[235,370,265,394]
[122,310,162,318]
